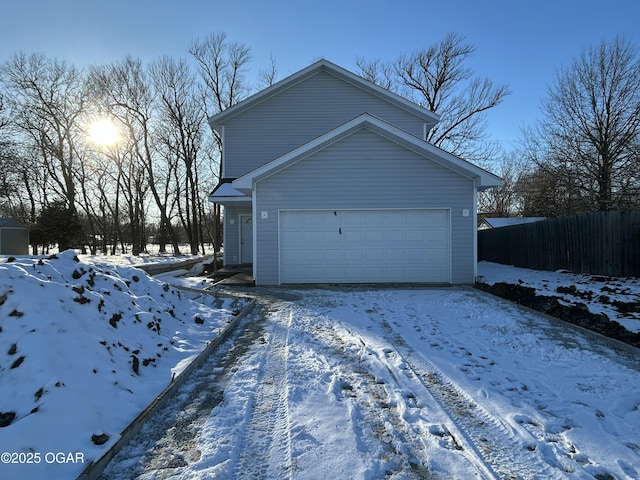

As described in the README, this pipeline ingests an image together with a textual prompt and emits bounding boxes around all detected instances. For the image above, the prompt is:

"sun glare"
[89,119,120,146]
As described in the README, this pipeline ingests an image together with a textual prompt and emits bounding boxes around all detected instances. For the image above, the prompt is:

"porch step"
[211,265,254,286]
[214,272,255,286]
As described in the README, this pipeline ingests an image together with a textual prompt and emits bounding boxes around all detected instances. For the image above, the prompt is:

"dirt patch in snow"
[475,281,640,348]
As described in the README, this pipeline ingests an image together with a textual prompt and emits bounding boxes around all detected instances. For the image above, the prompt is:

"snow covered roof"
[480,217,546,229]
[208,179,251,203]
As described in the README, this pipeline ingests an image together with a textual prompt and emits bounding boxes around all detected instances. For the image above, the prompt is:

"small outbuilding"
[0,218,29,255]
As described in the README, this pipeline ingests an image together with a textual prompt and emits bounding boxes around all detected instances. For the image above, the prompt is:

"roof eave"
[476,176,503,190]
[208,195,251,204]
[208,178,252,202]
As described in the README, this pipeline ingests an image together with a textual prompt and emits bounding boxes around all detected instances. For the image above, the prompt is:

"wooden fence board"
[478,211,640,277]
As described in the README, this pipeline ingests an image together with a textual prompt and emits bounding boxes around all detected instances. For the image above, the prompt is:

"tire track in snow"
[275,289,500,479]
[369,313,568,480]
[233,301,293,479]
[320,326,443,478]
[322,320,498,479]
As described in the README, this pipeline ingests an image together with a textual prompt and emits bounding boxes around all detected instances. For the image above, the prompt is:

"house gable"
[209,59,439,128]
[251,126,479,285]
[233,114,501,193]
[210,60,440,179]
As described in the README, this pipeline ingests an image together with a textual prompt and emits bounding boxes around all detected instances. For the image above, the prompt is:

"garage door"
[279,209,450,283]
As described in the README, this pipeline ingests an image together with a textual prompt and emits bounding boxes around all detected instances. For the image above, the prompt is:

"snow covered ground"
[0,251,244,480]
[1,253,639,479]
[478,261,640,335]
[105,283,639,478]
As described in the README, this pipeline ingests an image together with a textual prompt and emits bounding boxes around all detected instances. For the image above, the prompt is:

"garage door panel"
[383,213,405,227]
[405,210,428,221]
[344,212,365,225]
[407,229,427,241]
[406,248,427,260]
[385,249,404,260]
[427,228,448,240]
[365,248,384,261]
[385,230,404,242]
[324,248,344,261]
[280,209,450,283]
[364,230,384,242]
[285,249,306,262]
[364,266,384,278]
[345,267,365,280]
[344,230,363,241]
[385,266,405,277]
[407,266,428,276]
[343,248,364,258]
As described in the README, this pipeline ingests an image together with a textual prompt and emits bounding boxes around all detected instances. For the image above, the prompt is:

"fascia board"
[207,195,251,204]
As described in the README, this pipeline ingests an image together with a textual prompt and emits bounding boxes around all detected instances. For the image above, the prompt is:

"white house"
[209,60,501,285]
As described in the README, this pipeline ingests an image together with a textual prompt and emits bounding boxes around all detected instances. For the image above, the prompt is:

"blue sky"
[2,0,639,150]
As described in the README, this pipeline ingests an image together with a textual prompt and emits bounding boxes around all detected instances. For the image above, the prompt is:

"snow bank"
[0,251,237,480]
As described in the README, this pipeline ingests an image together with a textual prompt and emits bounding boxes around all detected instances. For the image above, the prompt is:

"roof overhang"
[232,113,502,193]
[208,179,251,203]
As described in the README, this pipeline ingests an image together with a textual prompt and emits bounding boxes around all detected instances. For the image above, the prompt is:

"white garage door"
[279,209,450,283]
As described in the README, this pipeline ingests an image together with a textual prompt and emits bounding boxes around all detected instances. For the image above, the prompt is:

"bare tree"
[0,92,18,215]
[104,142,149,255]
[357,33,510,163]
[6,144,50,232]
[150,56,208,254]
[478,151,525,216]
[0,146,20,216]
[1,53,88,214]
[514,167,588,217]
[0,91,9,130]
[257,54,279,88]
[89,57,180,255]
[189,32,253,255]
[355,56,395,90]
[189,32,252,121]
[530,36,640,211]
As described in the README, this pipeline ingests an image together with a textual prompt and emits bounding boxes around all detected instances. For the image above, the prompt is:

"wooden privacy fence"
[478,211,640,277]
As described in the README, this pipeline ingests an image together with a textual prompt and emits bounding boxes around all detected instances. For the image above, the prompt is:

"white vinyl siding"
[223,70,427,178]
[253,128,475,285]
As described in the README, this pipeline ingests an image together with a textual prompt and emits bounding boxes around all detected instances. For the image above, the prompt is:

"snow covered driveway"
[103,286,640,479]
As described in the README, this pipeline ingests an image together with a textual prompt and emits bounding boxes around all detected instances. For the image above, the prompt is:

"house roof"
[232,113,502,192]
[0,218,28,229]
[480,217,546,229]
[208,59,440,133]
[209,178,251,203]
